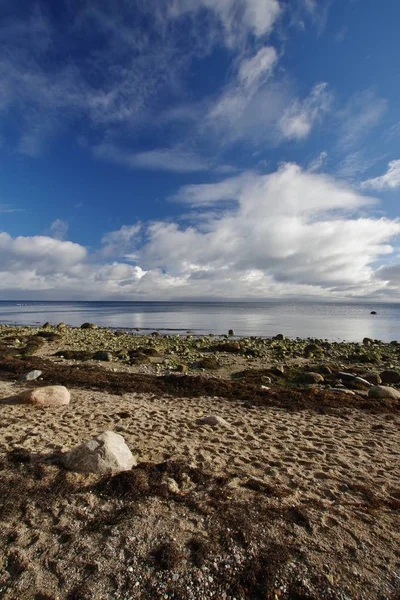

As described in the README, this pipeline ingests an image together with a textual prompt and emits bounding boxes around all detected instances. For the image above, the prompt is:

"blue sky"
[1,0,400,300]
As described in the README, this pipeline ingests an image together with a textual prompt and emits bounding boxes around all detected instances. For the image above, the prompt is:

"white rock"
[63,431,136,474]
[19,370,43,382]
[15,385,70,407]
[368,386,400,400]
[196,415,230,427]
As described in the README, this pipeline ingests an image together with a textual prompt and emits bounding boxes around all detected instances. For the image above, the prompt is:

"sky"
[1,0,400,301]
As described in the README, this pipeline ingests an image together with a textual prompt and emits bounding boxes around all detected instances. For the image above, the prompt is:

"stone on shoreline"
[379,370,400,385]
[368,386,400,400]
[19,370,42,381]
[63,431,136,474]
[361,372,382,385]
[81,322,98,329]
[15,385,70,407]
[301,372,324,384]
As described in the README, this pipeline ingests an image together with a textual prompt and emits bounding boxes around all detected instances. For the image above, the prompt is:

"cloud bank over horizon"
[1,164,400,301]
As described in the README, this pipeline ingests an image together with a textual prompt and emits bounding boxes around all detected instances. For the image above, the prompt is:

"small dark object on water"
[228,329,235,336]
[370,311,377,315]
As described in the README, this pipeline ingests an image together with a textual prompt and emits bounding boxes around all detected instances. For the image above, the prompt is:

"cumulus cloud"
[101,225,142,258]
[279,83,332,140]
[361,160,400,191]
[0,233,86,275]
[2,164,398,300]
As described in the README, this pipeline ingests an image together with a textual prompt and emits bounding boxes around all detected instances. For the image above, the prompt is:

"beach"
[0,324,399,599]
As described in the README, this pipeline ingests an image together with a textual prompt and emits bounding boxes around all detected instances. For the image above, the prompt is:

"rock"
[63,431,136,474]
[368,386,400,400]
[330,388,356,395]
[56,322,68,330]
[336,371,355,382]
[19,370,42,382]
[370,311,377,315]
[165,478,180,494]
[353,376,372,388]
[273,334,284,340]
[228,329,235,336]
[196,415,230,427]
[80,322,98,330]
[304,343,322,358]
[361,372,382,385]
[93,351,113,361]
[379,370,400,385]
[363,337,374,346]
[270,365,285,375]
[318,365,332,375]
[42,322,51,329]
[15,385,70,407]
[301,372,324,384]
[176,364,188,373]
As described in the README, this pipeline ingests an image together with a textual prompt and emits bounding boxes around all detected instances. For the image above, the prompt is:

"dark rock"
[80,322,98,329]
[362,337,374,346]
[300,372,324,384]
[304,343,322,358]
[336,372,355,382]
[93,351,113,362]
[198,357,220,370]
[273,334,285,340]
[228,329,235,336]
[379,370,400,384]
[318,365,332,375]
[370,311,377,315]
[361,372,382,385]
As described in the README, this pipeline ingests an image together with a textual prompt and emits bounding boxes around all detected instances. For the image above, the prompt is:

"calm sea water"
[0,301,400,342]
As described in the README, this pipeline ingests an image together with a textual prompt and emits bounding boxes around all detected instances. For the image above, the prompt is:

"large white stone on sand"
[63,431,136,474]
[16,385,70,407]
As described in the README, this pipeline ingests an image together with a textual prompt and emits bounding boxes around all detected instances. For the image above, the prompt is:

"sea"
[0,301,400,342]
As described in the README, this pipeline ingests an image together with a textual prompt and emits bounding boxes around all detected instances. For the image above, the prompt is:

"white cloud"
[0,204,23,214]
[238,47,278,89]
[337,90,388,150]
[279,83,332,140]
[0,233,86,275]
[336,150,384,179]
[101,224,142,258]
[93,144,210,173]
[50,219,68,241]
[361,160,400,191]
[308,151,328,172]
[0,164,399,299]
[208,46,278,126]
[168,0,281,47]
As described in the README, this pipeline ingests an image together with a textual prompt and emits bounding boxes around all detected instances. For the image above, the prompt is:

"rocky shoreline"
[0,324,399,599]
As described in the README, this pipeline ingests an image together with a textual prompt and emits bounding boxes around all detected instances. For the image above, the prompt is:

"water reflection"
[0,301,399,342]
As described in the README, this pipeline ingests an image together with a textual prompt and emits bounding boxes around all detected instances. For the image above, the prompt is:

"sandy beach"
[0,325,399,599]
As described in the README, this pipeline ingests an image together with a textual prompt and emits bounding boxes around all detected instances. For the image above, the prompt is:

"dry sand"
[0,377,399,599]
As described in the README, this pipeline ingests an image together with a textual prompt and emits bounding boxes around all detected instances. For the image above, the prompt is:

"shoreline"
[0,324,399,599]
